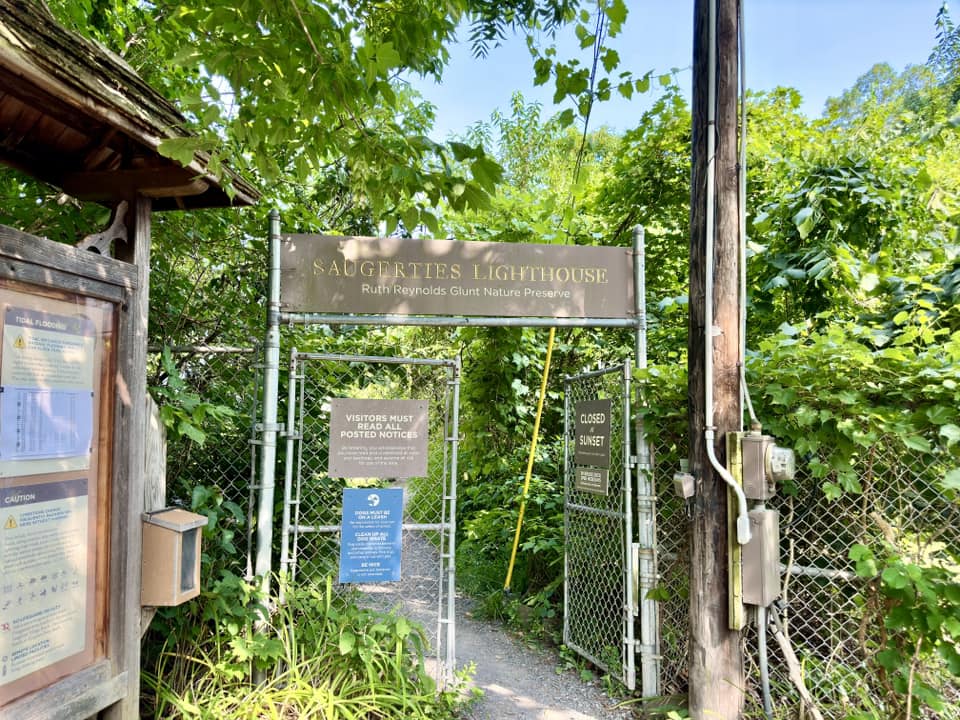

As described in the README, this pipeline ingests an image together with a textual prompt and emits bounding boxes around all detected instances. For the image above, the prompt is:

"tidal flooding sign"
[328,399,428,479]
[280,234,635,318]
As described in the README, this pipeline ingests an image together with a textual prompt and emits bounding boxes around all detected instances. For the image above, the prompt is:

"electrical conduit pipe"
[703,0,750,545]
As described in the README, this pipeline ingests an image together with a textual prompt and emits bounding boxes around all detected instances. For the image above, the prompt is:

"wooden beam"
[0,662,124,720]
[61,168,210,201]
[102,195,151,720]
[687,0,744,718]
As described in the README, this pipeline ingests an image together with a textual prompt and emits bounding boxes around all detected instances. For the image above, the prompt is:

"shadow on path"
[454,596,635,720]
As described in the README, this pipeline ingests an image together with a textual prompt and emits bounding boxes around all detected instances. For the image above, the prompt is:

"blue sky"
[411,0,947,139]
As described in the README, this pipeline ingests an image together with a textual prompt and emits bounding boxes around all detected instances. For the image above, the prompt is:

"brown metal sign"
[574,466,609,495]
[328,399,428,479]
[574,398,612,468]
[280,234,635,319]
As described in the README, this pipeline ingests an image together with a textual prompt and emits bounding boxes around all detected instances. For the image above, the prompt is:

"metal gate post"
[445,356,461,678]
[254,209,282,598]
[278,348,299,601]
[633,224,661,696]
[562,380,571,647]
[623,359,637,691]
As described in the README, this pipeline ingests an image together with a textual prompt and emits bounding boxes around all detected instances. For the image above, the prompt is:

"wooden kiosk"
[0,2,258,717]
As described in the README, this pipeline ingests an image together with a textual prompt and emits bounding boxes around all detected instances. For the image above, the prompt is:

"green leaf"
[601,48,620,73]
[604,0,628,27]
[339,631,356,655]
[158,136,206,167]
[939,424,960,447]
[533,57,552,86]
[942,468,960,491]
[848,544,872,561]
[793,206,816,239]
[875,648,901,671]
[177,420,206,444]
[470,155,503,191]
[903,435,931,453]
[882,565,911,590]
[939,643,960,675]
[448,141,477,161]
[926,405,954,425]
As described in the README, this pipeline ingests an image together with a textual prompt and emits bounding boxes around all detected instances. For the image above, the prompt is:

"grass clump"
[143,577,465,719]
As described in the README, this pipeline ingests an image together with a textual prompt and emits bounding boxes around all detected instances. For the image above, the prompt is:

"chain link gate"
[563,361,637,690]
[278,351,459,684]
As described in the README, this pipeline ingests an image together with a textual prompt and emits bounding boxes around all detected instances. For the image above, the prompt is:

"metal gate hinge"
[255,422,285,434]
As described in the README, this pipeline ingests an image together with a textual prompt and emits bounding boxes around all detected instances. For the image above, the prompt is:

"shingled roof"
[0,0,259,210]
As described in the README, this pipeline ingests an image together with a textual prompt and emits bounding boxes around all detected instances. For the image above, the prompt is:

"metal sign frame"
[276,350,460,684]
[254,212,659,696]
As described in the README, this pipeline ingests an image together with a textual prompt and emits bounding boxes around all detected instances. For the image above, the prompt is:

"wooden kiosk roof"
[0,3,258,717]
[0,0,259,210]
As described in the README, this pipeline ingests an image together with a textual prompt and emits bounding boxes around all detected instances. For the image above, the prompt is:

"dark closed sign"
[574,398,612,468]
[280,234,635,319]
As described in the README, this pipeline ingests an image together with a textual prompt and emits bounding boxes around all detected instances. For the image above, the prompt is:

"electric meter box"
[141,508,208,606]
[742,434,796,500]
[743,508,780,606]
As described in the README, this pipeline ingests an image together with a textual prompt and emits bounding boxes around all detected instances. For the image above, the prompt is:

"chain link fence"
[152,344,960,714]
[651,429,960,717]
[148,345,261,579]
[563,364,634,690]
[280,352,458,677]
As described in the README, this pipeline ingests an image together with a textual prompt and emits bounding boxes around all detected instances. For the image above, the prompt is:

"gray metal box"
[743,508,780,606]
[742,434,776,500]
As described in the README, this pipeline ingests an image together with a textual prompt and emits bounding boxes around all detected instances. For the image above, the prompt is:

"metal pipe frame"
[254,210,282,599]
[281,312,639,329]
[278,347,300,601]
[633,225,661,697]
[295,351,456,368]
[622,358,637,691]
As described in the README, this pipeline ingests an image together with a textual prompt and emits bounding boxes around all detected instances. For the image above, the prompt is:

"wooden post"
[103,194,151,719]
[688,0,744,717]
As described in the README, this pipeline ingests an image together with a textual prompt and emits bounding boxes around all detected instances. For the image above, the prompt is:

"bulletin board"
[0,279,115,707]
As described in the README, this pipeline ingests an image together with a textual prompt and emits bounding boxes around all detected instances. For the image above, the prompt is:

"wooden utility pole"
[688,0,744,717]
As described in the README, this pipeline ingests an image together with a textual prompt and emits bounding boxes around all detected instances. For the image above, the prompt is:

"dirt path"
[454,595,635,720]
[366,482,635,719]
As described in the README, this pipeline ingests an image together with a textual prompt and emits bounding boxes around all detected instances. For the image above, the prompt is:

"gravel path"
[370,480,635,720]
[454,595,635,720]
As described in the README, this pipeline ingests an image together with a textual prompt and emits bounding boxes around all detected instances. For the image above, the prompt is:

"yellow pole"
[504,327,556,592]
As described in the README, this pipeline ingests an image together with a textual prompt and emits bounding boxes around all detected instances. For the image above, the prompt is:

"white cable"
[739,0,749,423]
[758,605,774,719]
[704,0,751,545]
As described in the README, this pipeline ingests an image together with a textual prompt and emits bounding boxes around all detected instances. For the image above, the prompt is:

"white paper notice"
[0,308,96,476]
[0,479,88,686]
[0,388,93,460]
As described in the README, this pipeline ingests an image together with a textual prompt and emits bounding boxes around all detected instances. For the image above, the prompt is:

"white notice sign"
[0,479,88,686]
[0,308,95,476]
[328,399,429,479]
